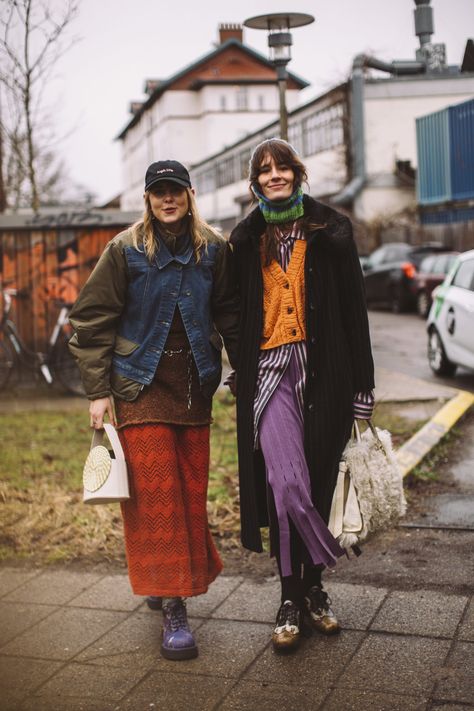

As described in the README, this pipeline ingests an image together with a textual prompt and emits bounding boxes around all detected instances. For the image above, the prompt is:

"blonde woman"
[69,161,239,660]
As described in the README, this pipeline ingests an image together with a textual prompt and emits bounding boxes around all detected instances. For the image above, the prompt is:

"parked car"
[427,249,474,376]
[363,242,450,313]
[414,252,459,318]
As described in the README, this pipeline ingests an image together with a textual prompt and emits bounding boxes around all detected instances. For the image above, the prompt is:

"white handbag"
[329,420,406,549]
[83,423,130,504]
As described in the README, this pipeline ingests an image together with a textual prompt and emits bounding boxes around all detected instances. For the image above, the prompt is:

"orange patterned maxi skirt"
[118,423,222,597]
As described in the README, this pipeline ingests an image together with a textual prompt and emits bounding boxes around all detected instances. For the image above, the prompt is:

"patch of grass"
[0,411,90,490]
[371,402,428,448]
[0,391,428,565]
[406,426,461,485]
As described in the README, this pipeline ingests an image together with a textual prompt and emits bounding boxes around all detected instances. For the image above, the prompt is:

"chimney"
[129,101,144,115]
[219,23,243,44]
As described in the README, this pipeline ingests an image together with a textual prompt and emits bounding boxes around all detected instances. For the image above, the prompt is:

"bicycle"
[0,288,85,395]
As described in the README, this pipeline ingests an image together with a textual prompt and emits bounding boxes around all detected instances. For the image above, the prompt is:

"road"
[369,309,474,393]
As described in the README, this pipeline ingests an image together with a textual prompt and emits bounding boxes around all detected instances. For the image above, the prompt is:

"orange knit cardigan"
[260,239,306,350]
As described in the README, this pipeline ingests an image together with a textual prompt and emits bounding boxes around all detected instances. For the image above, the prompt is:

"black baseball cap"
[144,160,191,192]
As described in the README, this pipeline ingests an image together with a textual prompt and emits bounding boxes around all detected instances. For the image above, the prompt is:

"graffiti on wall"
[0,227,117,351]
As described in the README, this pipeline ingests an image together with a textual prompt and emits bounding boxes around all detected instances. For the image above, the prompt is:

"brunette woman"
[69,160,238,660]
[229,139,374,652]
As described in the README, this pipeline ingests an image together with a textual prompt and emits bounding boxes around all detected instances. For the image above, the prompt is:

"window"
[419,255,436,273]
[216,156,236,188]
[220,95,227,111]
[236,87,248,111]
[302,103,344,157]
[258,94,265,110]
[288,121,303,156]
[195,167,216,195]
[238,148,251,180]
[452,259,474,291]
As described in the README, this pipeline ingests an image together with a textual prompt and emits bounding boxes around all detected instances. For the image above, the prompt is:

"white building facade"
[117,25,306,210]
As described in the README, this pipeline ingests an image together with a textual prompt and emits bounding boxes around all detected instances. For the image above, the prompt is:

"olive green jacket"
[68,226,239,401]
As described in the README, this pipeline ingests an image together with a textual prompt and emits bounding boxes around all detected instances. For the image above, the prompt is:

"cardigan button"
[309,303,315,311]
[308,267,313,273]
[291,329,297,336]
[311,337,316,344]
[287,306,294,314]
[308,403,314,411]
[284,282,290,289]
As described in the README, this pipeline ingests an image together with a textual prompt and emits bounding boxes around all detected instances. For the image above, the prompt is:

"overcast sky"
[49,0,473,204]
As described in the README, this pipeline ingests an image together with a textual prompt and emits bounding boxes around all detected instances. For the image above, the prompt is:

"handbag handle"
[90,423,126,461]
[352,419,386,453]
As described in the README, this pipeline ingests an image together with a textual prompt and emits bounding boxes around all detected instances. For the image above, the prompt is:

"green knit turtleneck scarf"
[252,184,304,224]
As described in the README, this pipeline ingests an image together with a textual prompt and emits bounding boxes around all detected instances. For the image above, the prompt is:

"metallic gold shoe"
[304,586,340,636]
[272,600,301,652]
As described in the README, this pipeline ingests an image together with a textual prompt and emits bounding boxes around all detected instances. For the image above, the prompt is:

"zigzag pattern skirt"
[118,423,222,597]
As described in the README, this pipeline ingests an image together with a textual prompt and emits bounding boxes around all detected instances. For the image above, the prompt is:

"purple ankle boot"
[161,598,198,660]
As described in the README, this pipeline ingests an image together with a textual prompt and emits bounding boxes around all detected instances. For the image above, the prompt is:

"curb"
[396,389,474,478]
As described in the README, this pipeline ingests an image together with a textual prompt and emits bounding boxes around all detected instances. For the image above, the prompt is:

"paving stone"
[118,670,232,710]
[431,705,474,711]
[0,607,127,660]
[219,680,327,711]
[434,641,474,704]
[185,575,243,617]
[0,568,41,598]
[0,655,62,705]
[211,579,280,623]
[2,570,104,605]
[323,688,428,710]
[458,598,474,641]
[67,574,142,611]
[324,582,388,630]
[182,619,269,678]
[246,630,364,688]
[30,662,147,704]
[338,633,450,695]
[75,611,204,669]
[371,590,468,637]
[0,601,58,644]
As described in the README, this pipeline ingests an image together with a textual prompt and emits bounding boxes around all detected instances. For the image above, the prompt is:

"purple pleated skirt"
[258,348,344,577]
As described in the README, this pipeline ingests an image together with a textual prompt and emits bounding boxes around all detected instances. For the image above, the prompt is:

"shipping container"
[416,97,474,207]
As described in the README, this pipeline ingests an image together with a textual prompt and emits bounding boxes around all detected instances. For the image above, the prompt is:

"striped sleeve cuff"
[353,390,375,420]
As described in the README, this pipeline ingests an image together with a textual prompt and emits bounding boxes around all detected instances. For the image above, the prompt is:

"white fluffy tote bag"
[83,423,130,504]
[329,420,406,549]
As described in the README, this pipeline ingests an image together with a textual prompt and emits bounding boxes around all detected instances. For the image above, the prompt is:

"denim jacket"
[69,226,239,401]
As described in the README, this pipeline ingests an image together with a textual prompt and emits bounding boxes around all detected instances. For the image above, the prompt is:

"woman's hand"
[89,397,116,429]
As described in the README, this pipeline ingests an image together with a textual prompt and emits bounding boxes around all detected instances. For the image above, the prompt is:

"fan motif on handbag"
[83,445,112,492]
[82,423,130,504]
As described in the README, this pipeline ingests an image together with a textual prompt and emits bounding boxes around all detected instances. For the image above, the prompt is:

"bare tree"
[0,0,79,211]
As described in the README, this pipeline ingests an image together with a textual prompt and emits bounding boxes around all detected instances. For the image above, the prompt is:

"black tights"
[267,482,324,605]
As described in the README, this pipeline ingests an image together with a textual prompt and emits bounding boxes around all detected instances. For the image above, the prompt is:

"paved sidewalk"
[1,368,473,710]
[0,564,473,711]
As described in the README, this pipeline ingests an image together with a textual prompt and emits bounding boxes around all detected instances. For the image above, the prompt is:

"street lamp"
[244,12,314,141]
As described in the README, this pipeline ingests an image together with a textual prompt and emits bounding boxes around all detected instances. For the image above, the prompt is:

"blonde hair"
[131,187,219,261]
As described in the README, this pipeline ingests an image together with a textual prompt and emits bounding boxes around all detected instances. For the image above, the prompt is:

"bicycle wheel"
[50,336,85,396]
[0,337,16,390]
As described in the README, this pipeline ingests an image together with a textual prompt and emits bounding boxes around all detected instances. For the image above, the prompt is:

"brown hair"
[131,188,220,262]
[249,138,325,265]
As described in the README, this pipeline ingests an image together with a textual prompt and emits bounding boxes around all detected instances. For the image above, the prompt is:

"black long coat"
[230,195,375,554]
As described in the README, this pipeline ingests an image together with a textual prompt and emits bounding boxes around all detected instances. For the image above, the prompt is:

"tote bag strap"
[90,424,126,461]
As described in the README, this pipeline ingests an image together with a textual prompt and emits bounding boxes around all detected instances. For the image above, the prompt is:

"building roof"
[116,38,309,140]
